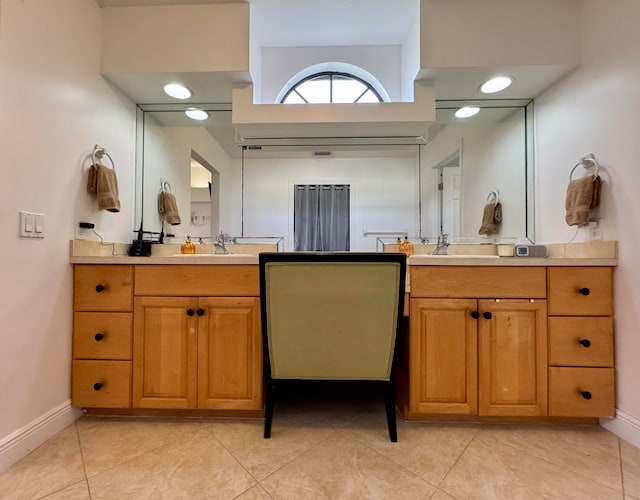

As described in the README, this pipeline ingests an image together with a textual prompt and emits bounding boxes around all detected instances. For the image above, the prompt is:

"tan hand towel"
[158,191,181,225]
[565,174,595,226]
[478,202,502,236]
[87,163,120,213]
[591,175,602,209]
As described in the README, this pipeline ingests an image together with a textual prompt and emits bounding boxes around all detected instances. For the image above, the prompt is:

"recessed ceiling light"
[455,106,480,118]
[185,108,209,121]
[480,76,513,94]
[163,83,192,99]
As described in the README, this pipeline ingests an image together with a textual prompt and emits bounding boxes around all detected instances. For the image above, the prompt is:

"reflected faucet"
[213,231,229,254]
[431,234,449,255]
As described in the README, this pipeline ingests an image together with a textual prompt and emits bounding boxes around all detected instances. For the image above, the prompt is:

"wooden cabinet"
[131,265,262,411]
[132,296,262,410]
[547,267,615,417]
[410,294,547,417]
[72,264,262,413]
[72,265,133,408]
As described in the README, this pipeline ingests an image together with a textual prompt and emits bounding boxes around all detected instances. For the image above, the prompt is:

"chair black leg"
[264,382,274,439]
[383,381,398,442]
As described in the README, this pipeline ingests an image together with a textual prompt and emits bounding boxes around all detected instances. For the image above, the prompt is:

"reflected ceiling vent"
[313,151,332,157]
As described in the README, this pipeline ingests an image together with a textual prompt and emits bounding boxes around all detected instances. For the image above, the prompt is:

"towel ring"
[92,145,115,170]
[486,189,500,204]
[569,153,599,181]
[161,180,173,193]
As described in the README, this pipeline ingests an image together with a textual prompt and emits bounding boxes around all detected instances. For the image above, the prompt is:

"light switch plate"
[19,211,45,238]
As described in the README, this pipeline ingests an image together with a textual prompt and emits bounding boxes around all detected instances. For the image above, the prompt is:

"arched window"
[280,72,384,104]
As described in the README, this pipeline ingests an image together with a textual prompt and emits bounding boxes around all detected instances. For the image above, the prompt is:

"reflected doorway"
[433,151,461,237]
[190,152,220,241]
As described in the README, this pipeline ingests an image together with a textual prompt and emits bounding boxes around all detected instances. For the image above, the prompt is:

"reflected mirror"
[135,99,534,249]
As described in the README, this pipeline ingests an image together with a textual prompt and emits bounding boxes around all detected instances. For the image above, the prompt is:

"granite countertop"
[69,240,618,267]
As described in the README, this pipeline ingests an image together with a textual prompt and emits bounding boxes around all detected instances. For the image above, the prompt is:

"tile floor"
[1,385,639,500]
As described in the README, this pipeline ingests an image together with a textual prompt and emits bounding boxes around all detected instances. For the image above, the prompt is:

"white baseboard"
[601,409,640,449]
[0,400,81,473]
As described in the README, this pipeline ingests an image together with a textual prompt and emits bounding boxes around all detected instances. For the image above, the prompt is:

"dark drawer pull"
[95,284,106,293]
[580,391,592,400]
[93,382,104,391]
[186,308,195,317]
[578,338,591,348]
[94,333,105,341]
[197,308,205,316]
[471,311,480,319]
[483,311,492,320]
[578,287,591,296]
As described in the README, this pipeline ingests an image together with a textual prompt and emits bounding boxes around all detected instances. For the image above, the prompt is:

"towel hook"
[569,153,599,181]
[92,145,115,170]
[486,188,500,204]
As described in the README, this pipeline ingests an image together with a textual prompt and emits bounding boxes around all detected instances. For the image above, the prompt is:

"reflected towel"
[87,163,120,213]
[158,191,181,225]
[478,202,502,236]
[565,174,599,226]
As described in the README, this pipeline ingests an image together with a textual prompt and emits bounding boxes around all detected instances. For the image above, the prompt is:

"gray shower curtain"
[294,184,350,251]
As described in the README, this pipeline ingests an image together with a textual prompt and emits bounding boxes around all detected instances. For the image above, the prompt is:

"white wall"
[535,0,640,444]
[230,155,418,251]
[0,0,136,469]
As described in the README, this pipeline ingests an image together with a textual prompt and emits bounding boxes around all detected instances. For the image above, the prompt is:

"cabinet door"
[478,299,547,416]
[197,297,262,410]
[409,298,478,414]
[133,297,198,408]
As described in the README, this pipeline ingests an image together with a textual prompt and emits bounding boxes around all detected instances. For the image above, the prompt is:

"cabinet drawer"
[410,266,546,298]
[135,265,259,296]
[548,367,614,417]
[547,267,613,316]
[74,265,133,311]
[548,317,613,367]
[73,313,132,360]
[72,360,132,408]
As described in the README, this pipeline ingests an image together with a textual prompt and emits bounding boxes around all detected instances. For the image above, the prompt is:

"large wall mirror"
[135,99,534,250]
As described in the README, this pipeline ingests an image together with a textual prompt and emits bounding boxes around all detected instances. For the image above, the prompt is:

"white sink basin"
[171,253,254,257]
[411,254,499,258]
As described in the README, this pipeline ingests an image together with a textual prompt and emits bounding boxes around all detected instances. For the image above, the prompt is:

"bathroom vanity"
[70,243,616,422]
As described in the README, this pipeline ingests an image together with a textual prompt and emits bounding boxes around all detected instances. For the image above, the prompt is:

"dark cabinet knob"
[483,311,492,320]
[197,308,205,316]
[471,311,480,319]
[94,333,105,341]
[578,338,591,348]
[580,391,592,400]
[578,287,591,296]
[186,308,195,316]
[95,284,105,293]
[93,382,103,391]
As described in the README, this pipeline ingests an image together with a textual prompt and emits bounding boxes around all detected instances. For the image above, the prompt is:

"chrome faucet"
[431,234,449,255]
[213,231,229,254]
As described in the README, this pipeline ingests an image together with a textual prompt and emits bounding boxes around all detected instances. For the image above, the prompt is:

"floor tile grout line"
[436,426,481,493]
[339,423,442,492]
[35,422,91,500]
[75,417,207,483]
[74,421,93,500]
[619,438,627,498]
[475,428,625,494]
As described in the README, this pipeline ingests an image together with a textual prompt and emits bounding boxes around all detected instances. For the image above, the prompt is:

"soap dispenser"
[402,236,414,257]
[181,236,196,254]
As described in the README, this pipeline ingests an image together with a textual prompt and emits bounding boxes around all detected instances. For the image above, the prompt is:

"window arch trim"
[275,62,391,104]
[280,71,384,104]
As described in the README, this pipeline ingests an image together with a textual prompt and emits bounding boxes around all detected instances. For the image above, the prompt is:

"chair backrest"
[259,252,406,381]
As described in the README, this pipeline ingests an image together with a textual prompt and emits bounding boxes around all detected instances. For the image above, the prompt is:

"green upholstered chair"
[259,252,406,442]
